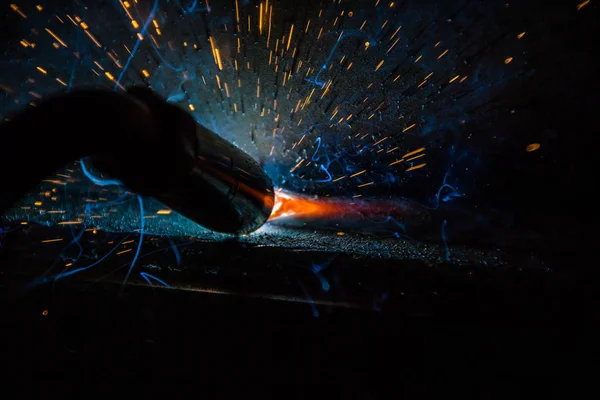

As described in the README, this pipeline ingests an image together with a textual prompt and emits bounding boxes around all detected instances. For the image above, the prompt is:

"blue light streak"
[114,0,159,89]
[121,194,145,288]
[140,271,170,287]
[80,158,122,187]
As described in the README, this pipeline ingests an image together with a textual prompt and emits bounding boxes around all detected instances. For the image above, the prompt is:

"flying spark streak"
[405,163,427,172]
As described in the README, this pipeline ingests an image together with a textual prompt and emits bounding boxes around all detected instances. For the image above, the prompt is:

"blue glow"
[47,235,131,282]
[441,220,450,262]
[121,194,145,288]
[167,237,182,266]
[372,292,389,313]
[115,0,159,89]
[148,37,185,72]
[140,271,170,287]
[298,281,320,318]
[311,137,323,161]
[432,168,463,209]
[311,263,331,292]
[134,241,194,262]
[183,0,198,14]
[305,30,369,88]
[312,165,333,183]
[132,2,185,73]
[80,158,122,187]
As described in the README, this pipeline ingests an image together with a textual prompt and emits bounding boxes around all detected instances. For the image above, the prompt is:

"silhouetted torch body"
[0,87,274,234]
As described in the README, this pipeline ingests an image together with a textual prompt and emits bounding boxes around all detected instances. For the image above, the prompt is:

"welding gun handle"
[0,88,163,214]
[92,87,276,234]
[0,87,274,234]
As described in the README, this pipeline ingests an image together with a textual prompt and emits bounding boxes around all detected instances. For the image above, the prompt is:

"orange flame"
[269,190,343,220]
[268,190,432,230]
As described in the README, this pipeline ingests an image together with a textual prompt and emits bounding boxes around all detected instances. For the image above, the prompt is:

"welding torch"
[0,87,274,234]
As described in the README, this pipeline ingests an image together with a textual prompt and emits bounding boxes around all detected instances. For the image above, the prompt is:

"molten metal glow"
[270,190,345,220]
[269,190,431,229]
